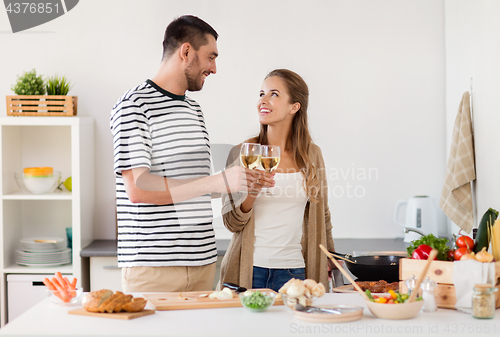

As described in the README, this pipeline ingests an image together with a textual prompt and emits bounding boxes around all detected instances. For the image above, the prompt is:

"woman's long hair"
[249,69,320,201]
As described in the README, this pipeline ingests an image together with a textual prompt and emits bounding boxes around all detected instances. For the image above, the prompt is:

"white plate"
[16,261,72,267]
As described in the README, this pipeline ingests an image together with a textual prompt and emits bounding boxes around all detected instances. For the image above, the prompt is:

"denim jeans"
[252,266,306,292]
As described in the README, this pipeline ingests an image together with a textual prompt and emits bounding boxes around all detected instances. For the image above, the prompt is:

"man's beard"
[185,54,204,92]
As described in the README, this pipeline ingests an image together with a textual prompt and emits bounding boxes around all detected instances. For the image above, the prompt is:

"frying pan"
[330,252,403,283]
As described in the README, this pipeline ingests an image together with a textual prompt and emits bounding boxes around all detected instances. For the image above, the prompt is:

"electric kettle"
[394,196,440,243]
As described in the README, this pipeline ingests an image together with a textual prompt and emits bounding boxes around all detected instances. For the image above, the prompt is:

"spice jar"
[472,284,497,319]
[405,275,417,296]
[420,277,437,312]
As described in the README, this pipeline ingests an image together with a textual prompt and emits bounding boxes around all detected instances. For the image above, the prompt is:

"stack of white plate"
[16,237,71,267]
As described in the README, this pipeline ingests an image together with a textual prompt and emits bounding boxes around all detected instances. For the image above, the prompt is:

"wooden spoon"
[408,249,438,303]
[319,244,370,301]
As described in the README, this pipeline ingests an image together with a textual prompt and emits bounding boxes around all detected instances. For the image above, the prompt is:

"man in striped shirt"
[110,16,274,292]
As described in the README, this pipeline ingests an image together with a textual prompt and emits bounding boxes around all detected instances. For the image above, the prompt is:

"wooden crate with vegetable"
[400,208,500,309]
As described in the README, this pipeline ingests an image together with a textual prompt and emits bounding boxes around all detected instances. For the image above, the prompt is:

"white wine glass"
[260,145,281,195]
[240,143,262,170]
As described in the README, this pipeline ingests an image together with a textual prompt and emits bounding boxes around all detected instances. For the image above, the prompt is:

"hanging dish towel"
[439,91,476,233]
[453,260,496,313]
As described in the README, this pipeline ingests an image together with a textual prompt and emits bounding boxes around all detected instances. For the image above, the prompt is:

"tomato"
[456,236,474,250]
[447,250,455,261]
[454,246,470,260]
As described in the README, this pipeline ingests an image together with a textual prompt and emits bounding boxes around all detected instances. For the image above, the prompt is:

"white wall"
[445,0,500,233]
[0,0,447,240]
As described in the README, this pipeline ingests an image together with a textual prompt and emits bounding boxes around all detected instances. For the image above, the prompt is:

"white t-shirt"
[252,172,308,268]
[110,79,216,268]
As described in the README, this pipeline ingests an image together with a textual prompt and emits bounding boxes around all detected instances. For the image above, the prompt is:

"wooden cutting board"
[68,308,155,320]
[144,289,283,310]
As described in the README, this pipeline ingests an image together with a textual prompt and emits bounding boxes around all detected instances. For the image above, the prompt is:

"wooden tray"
[68,307,155,320]
[144,289,283,310]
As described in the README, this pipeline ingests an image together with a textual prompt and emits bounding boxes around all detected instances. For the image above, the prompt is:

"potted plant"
[11,69,46,95]
[7,70,77,116]
[45,75,72,95]
[45,75,73,112]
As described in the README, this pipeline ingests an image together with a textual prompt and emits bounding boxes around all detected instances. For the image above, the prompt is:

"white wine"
[241,155,261,169]
[261,157,280,172]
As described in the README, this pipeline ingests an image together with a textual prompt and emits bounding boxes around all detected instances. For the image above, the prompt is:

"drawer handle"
[103,266,121,270]
[32,281,45,286]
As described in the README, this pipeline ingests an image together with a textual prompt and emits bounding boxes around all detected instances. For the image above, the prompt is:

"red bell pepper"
[411,244,434,259]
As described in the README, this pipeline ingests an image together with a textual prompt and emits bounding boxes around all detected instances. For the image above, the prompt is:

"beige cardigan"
[219,144,335,289]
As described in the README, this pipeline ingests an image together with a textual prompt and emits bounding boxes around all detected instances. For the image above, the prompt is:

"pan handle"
[329,252,357,264]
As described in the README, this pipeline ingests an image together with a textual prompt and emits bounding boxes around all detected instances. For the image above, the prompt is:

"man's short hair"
[162,15,218,59]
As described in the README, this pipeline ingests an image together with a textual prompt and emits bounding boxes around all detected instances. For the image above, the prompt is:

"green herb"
[241,291,273,310]
[45,75,72,95]
[406,234,451,261]
[11,69,46,95]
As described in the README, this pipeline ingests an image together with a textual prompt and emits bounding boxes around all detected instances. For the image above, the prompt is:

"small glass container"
[420,277,437,312]
[472,284,497,319]
[405,275,417,296]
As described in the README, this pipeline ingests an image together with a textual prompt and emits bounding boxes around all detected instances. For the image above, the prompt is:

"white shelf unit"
[0,116,94,326]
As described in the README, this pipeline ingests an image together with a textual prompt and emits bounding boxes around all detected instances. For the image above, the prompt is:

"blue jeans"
[252,266,306,292]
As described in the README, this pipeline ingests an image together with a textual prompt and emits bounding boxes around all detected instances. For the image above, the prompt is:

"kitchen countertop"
[1,292,497,337]
[80,238,408,258]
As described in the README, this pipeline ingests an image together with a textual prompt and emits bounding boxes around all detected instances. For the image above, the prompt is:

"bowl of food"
[365,291,424,320]
[15,168,61,194]
[279,278,325,310]
[239,290,276,312]
[281,293,314,310]
[47,287,83,305]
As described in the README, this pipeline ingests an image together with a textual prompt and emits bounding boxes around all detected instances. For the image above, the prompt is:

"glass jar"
[405,275,417,296]
[472,284,497,319]
[420,277,437,312]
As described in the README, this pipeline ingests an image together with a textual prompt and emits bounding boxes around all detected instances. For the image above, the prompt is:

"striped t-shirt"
[110,79,217,268]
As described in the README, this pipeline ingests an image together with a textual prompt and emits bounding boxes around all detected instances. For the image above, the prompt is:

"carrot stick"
[70,277,77,290]
[43,278,56,291]
[63,277,76,297]
[55,272,67,290]
[52,277,70,302]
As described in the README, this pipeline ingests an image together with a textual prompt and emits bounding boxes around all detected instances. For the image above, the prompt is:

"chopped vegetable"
[366,289,419,303]
[365,289,374,301]
[407,234,451,261]
[241,291,273,310]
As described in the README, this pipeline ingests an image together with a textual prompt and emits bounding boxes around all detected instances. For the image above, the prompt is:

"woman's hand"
[247,170,275,195]
[240,170,275,213]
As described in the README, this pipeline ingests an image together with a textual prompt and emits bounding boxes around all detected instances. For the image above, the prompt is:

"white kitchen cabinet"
[89,257,122,291]
[0,116,94,326]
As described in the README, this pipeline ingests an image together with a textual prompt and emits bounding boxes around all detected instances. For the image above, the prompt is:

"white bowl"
[365,299,424,320]
[15,171,61,194]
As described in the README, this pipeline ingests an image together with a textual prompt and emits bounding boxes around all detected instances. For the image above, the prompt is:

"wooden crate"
[400,258,500,309]
[6,95,77,116]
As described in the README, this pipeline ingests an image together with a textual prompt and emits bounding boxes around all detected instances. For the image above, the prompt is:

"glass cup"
[260,145,281,195]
